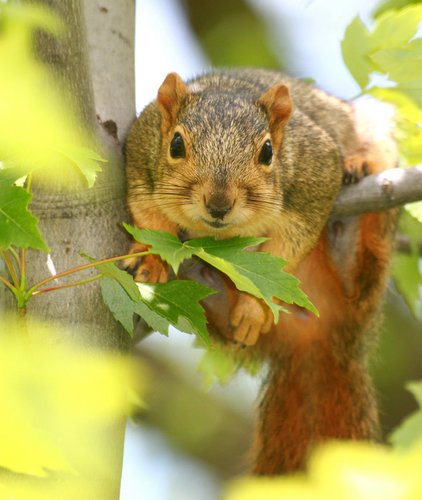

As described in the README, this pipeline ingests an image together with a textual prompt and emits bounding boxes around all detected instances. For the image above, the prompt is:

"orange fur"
[252,208,396,474]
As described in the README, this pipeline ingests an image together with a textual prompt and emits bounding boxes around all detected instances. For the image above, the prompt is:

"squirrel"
[124,68,398,475]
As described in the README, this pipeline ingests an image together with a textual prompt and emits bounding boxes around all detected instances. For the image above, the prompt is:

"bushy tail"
[252,343,379,475]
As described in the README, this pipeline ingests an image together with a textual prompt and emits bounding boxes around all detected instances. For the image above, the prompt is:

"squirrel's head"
[154,72,292,237]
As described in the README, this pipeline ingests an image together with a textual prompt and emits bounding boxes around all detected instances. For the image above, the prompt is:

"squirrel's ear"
[157,72,189,135]
[258,83,292,144]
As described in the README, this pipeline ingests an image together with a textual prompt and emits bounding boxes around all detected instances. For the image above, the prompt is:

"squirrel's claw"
[123,243,169,283]
[343,155,371,185]
[231,293,273,346]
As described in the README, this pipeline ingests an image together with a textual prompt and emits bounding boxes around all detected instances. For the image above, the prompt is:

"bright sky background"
[135,0,380,111]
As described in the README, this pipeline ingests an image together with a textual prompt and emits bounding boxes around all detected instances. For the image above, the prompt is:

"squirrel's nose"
[205,193,232,220]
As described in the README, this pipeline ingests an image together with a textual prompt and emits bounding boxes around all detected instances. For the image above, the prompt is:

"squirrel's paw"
[230,293,273,346]
[123,243,169,283]
[343,155,370,185]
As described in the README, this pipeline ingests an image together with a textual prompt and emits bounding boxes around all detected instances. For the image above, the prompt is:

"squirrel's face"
[154,72,292,237]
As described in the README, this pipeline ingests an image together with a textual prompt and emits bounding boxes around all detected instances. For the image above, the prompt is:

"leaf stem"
[31,274,103,296]
[20,248,26,289]
[8,247,21,267]
[1,250,19,288]
[0,274,16,293]
[27,250,149,295]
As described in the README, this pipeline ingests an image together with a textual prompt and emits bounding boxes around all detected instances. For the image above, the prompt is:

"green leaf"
[0,5,103,189]
[396,81,422,107]
[370,40,422,83]
[342,5,422,91]
[0,3,64,36]
[123,224,194,273]
[100,277,137,335]
[97,261,141,302]
[373,0,422,19]
[186,235,268,252]
[97,262,174,335]
[370,7,422,51]
[406,201,422,223]
[409,381,422,407]
[140,280,215,346]
[100,277,170,336]
[186,237,317,322]
[98,261,213,343]
[198,347,241,387]
[0,166,29,187]
[369,88,422,166]
[60,146,105,188]
[135,282,181,335]
[392,211,422,319]
[389,381,422,449]
[124,229,316,323]
[341,16,373,89]
[197,343,262,387]
[0,184,47,250]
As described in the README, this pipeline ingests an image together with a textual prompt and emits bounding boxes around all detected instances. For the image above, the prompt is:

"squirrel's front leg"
[124,207,178,284]
[230,237,287,346]
[231,293,273,346]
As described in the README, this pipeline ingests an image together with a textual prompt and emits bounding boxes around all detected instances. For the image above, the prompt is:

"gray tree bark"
[333,166,422,217]
[0,1,135,497]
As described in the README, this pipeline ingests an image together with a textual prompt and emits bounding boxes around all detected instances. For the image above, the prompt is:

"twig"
[27,250,149,295]
[332,166,422,218]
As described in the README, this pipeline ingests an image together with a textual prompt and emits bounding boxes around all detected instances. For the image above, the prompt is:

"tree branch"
[331,166,422,218]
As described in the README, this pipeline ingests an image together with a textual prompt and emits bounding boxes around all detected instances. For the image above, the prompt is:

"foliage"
[342,4,422,318]
[0,3,105,188]
[100,226,316,346]
[341,4,422,167]
[392,212,422,318]
[197,340,262,386]
[390,381,422,448]
[0,181,47,251]
[224,440,422,499]
[0,318,138,499]
[124,226,316,319]
[373,0,422,19]
[182,0,281,68]
[0,3,105,251]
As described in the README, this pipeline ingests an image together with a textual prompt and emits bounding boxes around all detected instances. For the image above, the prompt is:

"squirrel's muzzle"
[204,192,233,220]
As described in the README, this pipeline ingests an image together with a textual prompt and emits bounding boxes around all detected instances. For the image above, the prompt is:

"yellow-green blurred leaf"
[370,6,422,52]
[390,381,422,449]
[342,5,422,93]
[392,211,422,319]
[370,39,422,83]
[0,318,135,482]
[60,146,106,189]
[341,16,373,89]
[396,81,422,107]
[0,3,63,36]
[0,3,103,188]
[374,0,422,19]
[406,201,422,222]
[198,343,262,388]
[369,87,422,165]
[225,441,422,499]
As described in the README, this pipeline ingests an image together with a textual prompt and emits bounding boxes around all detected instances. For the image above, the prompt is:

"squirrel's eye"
[169,132,186,159]
[258,140,273,166]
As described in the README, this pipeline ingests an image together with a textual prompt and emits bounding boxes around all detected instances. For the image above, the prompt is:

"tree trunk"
[1,0,136,497]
